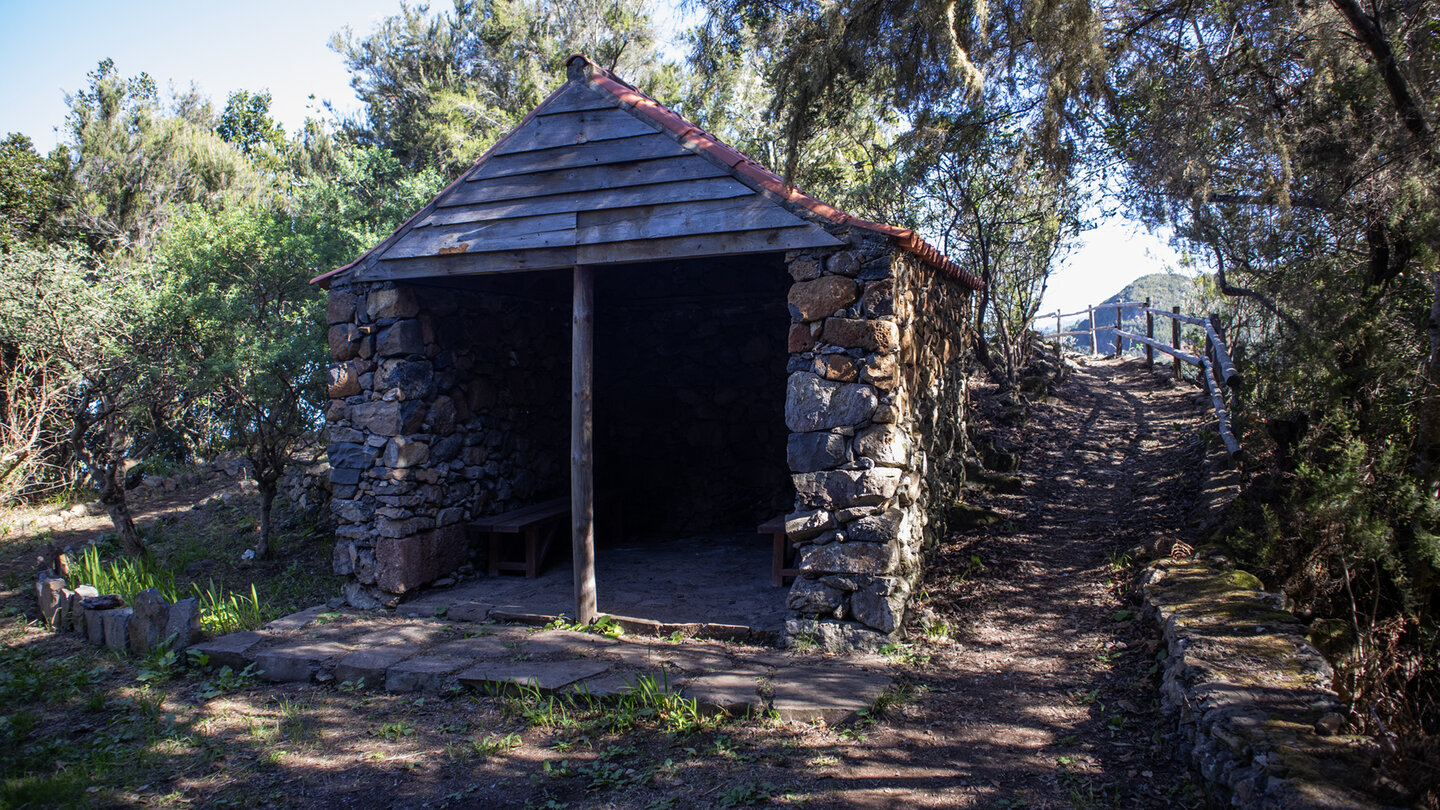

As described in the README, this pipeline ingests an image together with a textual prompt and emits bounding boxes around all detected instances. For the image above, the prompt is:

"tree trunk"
[1415,270,1440,494]
[256,482,276,560]
[973,290,997,374]
[97,461,145,558]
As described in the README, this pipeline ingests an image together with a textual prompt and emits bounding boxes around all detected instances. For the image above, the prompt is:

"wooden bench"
[472,497,570,578]
[472,494,624,578]
[760,516,799,587]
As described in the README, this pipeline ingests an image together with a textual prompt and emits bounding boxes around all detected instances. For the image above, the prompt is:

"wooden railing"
[1041,297,1243,460]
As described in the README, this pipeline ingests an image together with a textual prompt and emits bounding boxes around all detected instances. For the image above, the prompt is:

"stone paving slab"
[386,655,471,693]
[524,630,619,658]
[429,635,512,660]
[600,639,672,668]
[444,600,493,622]
[200,603,894,722]
[264,605,328,634]
[768,665,892,723]
[255,641,350,683]
[351,621,452,647]
[457,659,612,693]
[568,670,671,698]
[335,647,411,687]
[189,630,265,670]
[683,671,767,716]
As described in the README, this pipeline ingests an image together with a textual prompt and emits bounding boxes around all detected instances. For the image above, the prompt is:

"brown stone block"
[328,324,360,361]
[328,362,361,399]
[820,354,859,382]
[376,319,425,358]
[375,524,468,594]
[366,287,419,320]
[822,318,900,354]
[788,323,816,353]
[788,277,858,322]
[859,353,899,390]
[788,256,822,282]
[826,251,860,277]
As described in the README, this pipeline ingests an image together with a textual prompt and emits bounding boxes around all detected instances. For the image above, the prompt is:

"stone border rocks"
[1142,556,1384,808]
[35,570,201,657]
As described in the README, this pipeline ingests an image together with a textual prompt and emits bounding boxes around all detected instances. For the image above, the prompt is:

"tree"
[161,204,327,559]
[0,246,188,557]
[911,123,1081,385]
[216,90,286,157]
[331,0,682,178]
[61,59,263,258]
[0,133,69,251]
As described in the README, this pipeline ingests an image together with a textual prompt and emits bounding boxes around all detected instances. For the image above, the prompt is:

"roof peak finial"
[565,54,593,83]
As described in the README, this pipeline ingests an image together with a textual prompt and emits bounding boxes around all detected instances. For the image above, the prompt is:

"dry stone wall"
[326,277,568,606]
[783,235,972,648]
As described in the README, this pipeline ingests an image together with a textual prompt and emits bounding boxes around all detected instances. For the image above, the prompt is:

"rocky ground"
[0,355,1221,808]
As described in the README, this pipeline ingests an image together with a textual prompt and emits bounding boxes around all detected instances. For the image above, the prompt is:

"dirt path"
[816,357,1210,808]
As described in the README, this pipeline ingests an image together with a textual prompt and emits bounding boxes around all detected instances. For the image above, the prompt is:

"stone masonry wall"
[326,276,568,606]
[782,234,972,648]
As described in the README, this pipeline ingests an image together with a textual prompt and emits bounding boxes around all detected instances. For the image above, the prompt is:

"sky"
[0,0,1186,314]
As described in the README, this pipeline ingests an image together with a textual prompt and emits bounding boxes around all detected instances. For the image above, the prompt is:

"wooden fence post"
[1088,307,1097,356]
[1054,310,1061,352]
[1144,297,1154,368]
[1171,306,1181,381]
[1113,303,1124,358]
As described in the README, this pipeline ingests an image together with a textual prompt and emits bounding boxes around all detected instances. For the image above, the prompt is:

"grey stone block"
[129,589,170,653]
[102,608,133,652]
[35,573,66,627]
[255,641,348,683]
[385,655,469,693]
[188,631,265,670]
[165,597,201,651]
[335,647,412,688]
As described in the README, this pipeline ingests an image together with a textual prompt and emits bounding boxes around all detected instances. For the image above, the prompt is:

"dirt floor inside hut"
[1,357,1220,809]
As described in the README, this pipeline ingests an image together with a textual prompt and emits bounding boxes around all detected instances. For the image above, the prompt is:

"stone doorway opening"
[411,254,794,633]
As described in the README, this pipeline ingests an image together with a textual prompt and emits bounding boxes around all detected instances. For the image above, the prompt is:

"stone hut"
[314,55,979,647]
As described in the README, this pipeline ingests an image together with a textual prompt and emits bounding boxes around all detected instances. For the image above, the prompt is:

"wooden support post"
[1088,307,1097,356]
[1054,310,1062,352]
[571,264,597,625]
[1171,306,1181,381]
[1144,297,1154,368]
[1113,303,1124,357]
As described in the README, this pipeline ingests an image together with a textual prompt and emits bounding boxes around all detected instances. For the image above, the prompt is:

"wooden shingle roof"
[313,56,981,291]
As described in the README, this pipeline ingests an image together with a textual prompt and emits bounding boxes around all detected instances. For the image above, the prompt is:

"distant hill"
[1040,272,1209,354]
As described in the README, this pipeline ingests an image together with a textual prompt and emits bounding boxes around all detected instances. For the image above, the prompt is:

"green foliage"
[69,545,180,605]
[193,662,261,699]
[191,579,264,635]
[216,90,286,157]
[0,133,69,250]
[62,58,263,258]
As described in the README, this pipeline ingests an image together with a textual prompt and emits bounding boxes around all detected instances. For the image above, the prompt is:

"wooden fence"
[1041,297,1243,460]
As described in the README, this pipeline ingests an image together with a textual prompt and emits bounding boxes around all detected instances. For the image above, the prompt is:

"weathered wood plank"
[385,212,578,260]
[575,225,841,264]
[490,108,659,156]
[468,133,691,182]
[575,195,808,245]
[533,82,616,117]
[425,178,756,227]
[358,247,580,281]
[442,155,730,207]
